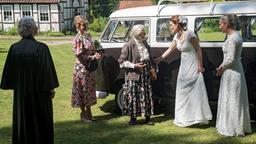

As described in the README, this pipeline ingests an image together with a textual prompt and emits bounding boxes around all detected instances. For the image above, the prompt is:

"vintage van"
[96,0,256,115]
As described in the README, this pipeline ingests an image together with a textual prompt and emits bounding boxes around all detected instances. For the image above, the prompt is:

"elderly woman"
[71,15,101,122]
[0,17,59,144]
[216,15,251,136]
[118,24,154,125]
[156,15,212,127]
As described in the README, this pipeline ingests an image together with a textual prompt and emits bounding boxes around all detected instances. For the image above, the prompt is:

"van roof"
[110,1,256,18]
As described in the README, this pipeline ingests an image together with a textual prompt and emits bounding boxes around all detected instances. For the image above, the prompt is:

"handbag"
[86,59,98,72]
[148,67,157,80]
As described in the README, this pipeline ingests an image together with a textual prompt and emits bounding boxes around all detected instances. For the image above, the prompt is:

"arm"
[0,46,14,89]
[191,36,204,73]
[39,43,59,92]
[221,39,237,70]
[155,40,177,64]
[118,44,146,69]
[216,39,237,76]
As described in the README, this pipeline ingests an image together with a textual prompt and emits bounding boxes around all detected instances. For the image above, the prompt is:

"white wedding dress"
[216,31,251,136]
[173,30,212,127]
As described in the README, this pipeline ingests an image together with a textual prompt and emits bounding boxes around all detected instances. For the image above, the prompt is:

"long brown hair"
[170,15,187,31]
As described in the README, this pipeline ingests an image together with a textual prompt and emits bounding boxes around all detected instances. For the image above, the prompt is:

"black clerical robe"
[0,37,59,144]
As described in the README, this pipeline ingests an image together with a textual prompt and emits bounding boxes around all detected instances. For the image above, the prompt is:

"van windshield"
[101,19,149,43]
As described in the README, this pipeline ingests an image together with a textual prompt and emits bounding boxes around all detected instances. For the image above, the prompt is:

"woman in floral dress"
[71,15,101,122]
[118,24,154,125]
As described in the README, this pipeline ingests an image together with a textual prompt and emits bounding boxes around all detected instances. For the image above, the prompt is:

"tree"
[88,0,120,21]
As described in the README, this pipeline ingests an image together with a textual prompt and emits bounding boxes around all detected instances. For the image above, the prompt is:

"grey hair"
[130,24,144,38]
[220,15,241,30]
[18,16,38,37]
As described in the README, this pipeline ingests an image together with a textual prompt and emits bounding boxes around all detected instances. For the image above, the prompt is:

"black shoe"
[129,117,136,125]
[145,116,154,125]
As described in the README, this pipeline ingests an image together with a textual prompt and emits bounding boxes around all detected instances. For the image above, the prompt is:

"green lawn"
[0,36,256,144]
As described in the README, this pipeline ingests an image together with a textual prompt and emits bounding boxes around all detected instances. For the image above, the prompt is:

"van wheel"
[115,88,124,113]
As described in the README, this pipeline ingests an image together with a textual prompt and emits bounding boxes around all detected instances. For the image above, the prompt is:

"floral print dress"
[71,33,97,107]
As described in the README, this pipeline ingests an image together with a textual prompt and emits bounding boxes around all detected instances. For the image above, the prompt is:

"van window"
[252,17,256,36]
[101,20,118,41]
[195,17,225,42]
[241,16,256,42]
[101,19,149,43]
[156,18,175,42]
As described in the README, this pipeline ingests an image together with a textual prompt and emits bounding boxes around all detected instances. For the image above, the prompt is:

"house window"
[2,5,13,22]
[21,5,32,17]
[39,5,49,22]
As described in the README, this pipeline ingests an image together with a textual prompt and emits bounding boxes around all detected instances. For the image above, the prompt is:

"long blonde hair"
[73,15,89,32]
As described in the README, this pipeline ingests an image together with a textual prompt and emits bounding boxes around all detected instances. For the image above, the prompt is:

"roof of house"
[0,0,60,3]
[118,0,153,9]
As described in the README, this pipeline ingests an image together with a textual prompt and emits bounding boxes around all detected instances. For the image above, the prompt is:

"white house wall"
[0,0,88,32]
[33,4,38,23]
[0,3,60,32]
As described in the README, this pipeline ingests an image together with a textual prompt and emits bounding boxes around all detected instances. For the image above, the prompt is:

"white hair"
[18,16,38,37]
[130,24,144,38]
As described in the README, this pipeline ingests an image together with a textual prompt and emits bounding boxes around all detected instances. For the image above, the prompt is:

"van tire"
[115,87,124,113]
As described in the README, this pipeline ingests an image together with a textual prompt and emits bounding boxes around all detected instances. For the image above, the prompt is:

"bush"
[38,30,65,37]
[89,17,108,32]
[6,27,18,35]
[0,29,7,35]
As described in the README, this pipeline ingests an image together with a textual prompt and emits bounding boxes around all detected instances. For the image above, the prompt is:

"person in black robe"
[0,16,59,144]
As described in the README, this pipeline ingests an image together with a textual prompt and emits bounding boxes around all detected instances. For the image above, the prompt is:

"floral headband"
[178,15,187,24]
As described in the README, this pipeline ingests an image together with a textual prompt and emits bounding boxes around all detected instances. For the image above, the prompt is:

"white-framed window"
[21,5,32,17]
[102,19,150,43]
[2,5,13,22]
[39,5,49,22]
[195,17,226,42]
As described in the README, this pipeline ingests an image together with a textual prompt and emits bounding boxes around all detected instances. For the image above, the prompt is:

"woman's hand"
[50,90,55,99]
[93,52,101,60]
[216,65,224,77]
[198,65,205,73]
[154,56,163,65]
[134,62,146,70]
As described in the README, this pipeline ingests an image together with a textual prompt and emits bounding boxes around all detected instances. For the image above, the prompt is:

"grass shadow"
[0,48,8,53]
[1,117,256,144]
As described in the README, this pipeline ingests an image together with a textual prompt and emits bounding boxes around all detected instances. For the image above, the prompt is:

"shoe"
[129,117,136,125]
[80,112,85,122]
[90,117,96,121]
[146,120,155,125]
[82,119,93,123]
[145,116,154,125]
[80,111,93,123]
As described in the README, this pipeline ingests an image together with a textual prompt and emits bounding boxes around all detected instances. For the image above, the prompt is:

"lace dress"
[216,31,251,136]
[173,30,212,127]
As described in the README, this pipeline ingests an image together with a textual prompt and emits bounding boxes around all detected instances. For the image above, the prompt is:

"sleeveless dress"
[173,30,212,127]
[216,31,251,136]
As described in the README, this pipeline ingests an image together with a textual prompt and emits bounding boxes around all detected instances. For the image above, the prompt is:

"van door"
[98,19,150,94]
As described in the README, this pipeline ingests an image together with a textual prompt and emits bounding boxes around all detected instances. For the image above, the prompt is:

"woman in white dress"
[156,15,212,127]
[216,15,251,136]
